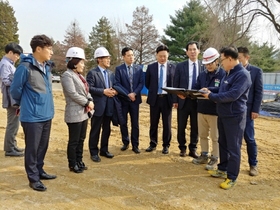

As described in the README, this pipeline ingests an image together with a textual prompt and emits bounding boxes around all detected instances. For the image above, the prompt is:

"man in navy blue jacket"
[238,46,263,176]
[192,48,225,170]
[115,47,144,153]
[201,46,252,190]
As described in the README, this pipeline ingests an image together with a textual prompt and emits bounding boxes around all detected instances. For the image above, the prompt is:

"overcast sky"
[7,0,187,52]
[7,0,279,53]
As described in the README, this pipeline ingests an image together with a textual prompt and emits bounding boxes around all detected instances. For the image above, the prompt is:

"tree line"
[1,0,280,74]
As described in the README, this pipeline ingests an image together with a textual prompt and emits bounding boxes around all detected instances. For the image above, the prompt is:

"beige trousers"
[197,113,219,157]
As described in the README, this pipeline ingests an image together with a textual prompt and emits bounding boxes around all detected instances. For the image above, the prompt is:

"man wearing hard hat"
[86,47,117,162]
[192,47,225,170]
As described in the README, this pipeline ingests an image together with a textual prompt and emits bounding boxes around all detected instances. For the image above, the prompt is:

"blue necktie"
[103,70,109,88]
[158,64,164,94]
[192,63,197,89]
[128,66,133,92]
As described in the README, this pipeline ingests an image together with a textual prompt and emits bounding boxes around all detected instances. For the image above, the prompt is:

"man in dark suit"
[173,41,204,158]
[145,45,176,154]
[238,46,263,176]
[86,47,117,162]
[115,47,144,154]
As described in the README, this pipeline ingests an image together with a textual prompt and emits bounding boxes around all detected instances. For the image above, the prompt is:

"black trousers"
[177,98,198,151]
[88,115,111,156]
[149,95,172,148]
[67,119,88,167]
[21,120,52,183]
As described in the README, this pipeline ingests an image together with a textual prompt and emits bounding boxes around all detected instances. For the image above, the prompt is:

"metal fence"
[263,73,280,100]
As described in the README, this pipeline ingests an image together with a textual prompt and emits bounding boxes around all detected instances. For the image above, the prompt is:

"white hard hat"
[94,47,110,58]
[202,47,220,64]
[66,47,85,59]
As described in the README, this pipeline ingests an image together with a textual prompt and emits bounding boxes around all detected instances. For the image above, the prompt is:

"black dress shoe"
[29,181,47,191]
[100,151,114,158]
[162,147,169,154]
[69,165,84,173]
[189,150,199,158]
[132,146,141,154]
[121,144,129,151]
[180,150,187,157]
[77,161,88,170]
[40,172,57,180]
[91,155,101,162]
[145,146,156,152]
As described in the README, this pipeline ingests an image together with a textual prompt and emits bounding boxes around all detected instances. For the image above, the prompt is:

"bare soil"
[1,85,280,210]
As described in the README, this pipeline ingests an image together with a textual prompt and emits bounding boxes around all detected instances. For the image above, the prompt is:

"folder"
[161,87,207,99]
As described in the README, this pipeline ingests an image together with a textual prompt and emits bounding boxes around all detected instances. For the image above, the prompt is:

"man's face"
[123,50,134,65]
[238,53,249,67]
[205,60,219,72]
[156,50,169,64]
[220,54,231,71]
[37,46,53,61]
[98,56,111,69]
[186,44,200,62]
[8,51,20,63]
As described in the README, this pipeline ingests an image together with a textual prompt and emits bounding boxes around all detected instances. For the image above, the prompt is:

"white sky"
[7,0,279,53]
[7,0,187,52]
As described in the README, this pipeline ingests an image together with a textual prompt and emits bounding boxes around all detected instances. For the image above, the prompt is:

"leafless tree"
[63,20,87,49]
[203,0,280,47]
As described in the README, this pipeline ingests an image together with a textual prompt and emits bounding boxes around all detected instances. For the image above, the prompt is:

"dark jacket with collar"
[209,64,252,117]
[173,59,204,109]
[194,67,226,115]
[245,64,263,114]
[145,62,176,108]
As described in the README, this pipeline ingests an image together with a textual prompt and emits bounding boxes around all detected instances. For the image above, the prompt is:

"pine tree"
[86,17,118,71]
[0,0,19,57]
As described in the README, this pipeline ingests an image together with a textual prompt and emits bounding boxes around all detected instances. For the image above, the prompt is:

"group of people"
[0,34,263,191]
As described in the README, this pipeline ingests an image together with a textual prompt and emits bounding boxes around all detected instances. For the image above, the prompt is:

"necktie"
[158,64,164,94]
[103,70,109,88]
[128,66,133,92]
[192,63,197,89]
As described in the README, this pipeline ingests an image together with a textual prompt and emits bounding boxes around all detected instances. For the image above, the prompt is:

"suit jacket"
[86,66,115,117]
[173,59,204,109]
[145,62,176,107]
[246,64,263,113]
[61,69,93,123]
[115,63,144,104]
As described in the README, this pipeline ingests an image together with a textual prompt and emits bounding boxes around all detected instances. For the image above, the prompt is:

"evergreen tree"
[0,0,19,57]
[162,0,209,62]
[86,17,118,71]
[249,42,280,72]
[120,6,160,65]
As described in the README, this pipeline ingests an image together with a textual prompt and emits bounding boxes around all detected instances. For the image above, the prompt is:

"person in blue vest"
[10,35,56,192]
[237,46,263,176]
[201,46,252,190]
[192,47,225,170]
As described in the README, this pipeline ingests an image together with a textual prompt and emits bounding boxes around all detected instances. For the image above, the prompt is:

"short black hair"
[186,41,199,51]
[67,58,82,70]
[237,46,250,56]
[220,46,239,60]
[156,45,169,54]
[121,47,133,56]
[5,43,23,54]
[30,34,53,53]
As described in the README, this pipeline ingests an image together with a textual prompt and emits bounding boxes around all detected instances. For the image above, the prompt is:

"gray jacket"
[61,69,93,123]
[0,56,16,108]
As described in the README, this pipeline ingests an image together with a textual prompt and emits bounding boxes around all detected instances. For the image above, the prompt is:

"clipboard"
[161,87,207,99]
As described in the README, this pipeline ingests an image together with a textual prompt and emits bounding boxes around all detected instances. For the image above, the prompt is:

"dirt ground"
[1,84,280,210]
